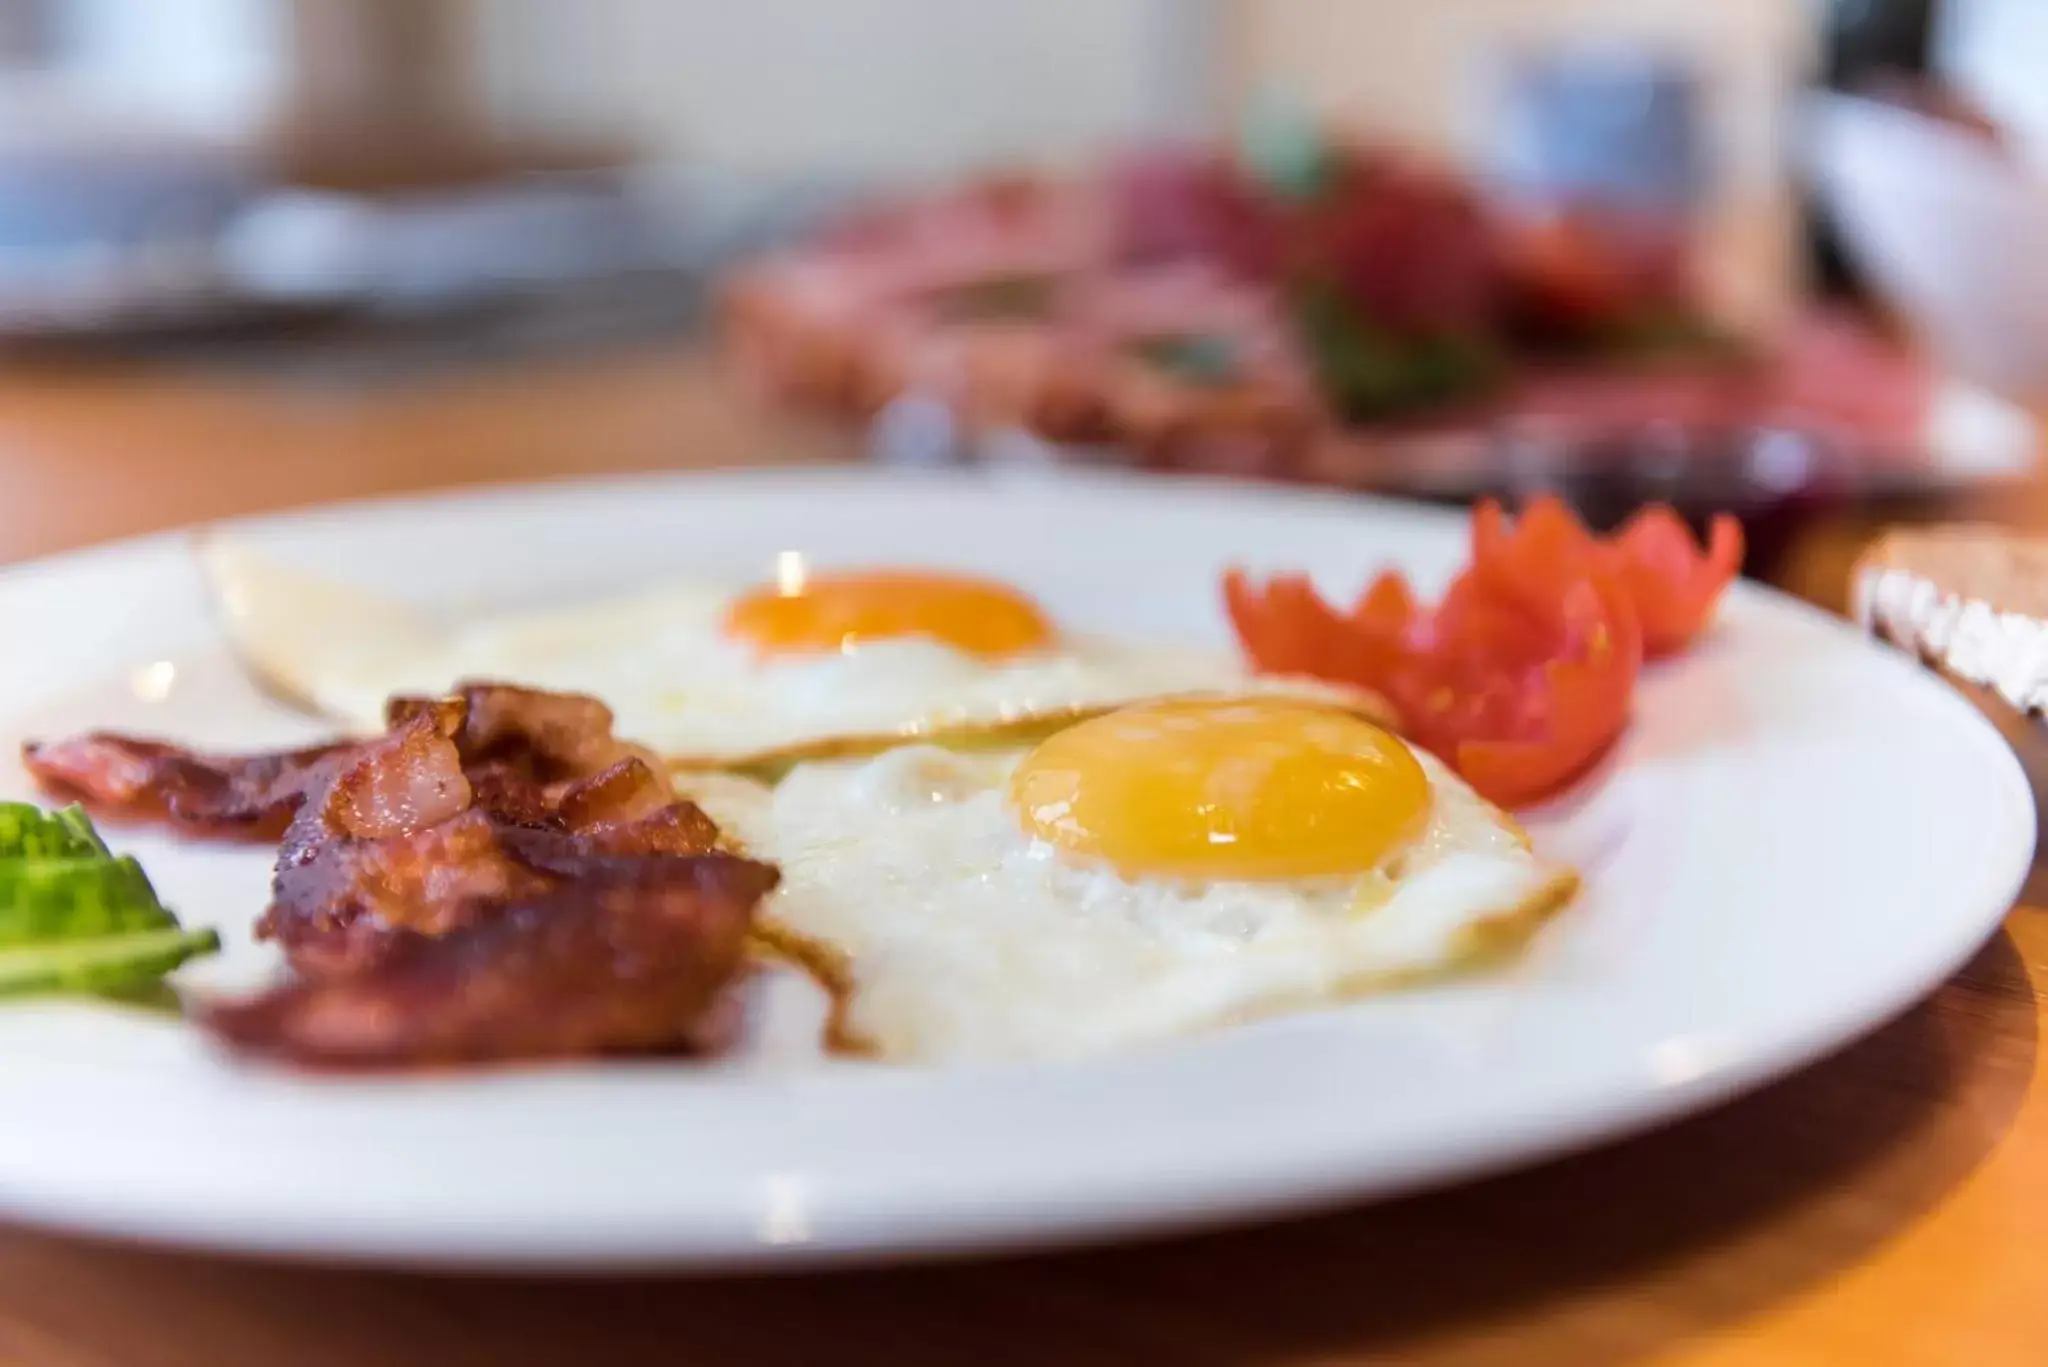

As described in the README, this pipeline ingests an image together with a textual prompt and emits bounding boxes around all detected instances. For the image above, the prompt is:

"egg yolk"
[724,570,1055,659]
[1009,697,1430,880]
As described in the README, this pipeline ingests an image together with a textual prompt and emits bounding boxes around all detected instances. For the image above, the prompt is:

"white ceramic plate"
[0,468,2031,1271]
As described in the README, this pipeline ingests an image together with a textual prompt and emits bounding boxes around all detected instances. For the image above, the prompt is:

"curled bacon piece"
[203,858,777,1069]
[407,681,661,786]
[259,763,721,978]
[550,756,680,831]
[253,691,729,975]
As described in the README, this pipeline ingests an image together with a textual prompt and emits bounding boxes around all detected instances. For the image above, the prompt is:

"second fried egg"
[684,697,1579,1063]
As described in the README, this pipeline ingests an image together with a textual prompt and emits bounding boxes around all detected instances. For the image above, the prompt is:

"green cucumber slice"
[0,802,110,860]
[0,856,173,946]
[0,926,221,997]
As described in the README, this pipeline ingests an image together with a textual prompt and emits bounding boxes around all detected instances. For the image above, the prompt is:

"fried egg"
[682,696,1578,1063]
[199,538,1389,769]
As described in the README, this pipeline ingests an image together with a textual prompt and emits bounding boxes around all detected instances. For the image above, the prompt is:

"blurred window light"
[46,0,280,137]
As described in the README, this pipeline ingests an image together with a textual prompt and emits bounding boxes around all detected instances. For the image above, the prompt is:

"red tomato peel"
[1470,495,1741,658]
[1450,571,1641,807]
[1603,506,1743,658]
[1222,571,1351,678]
[1222,495,1730,809]
[1223,557,1639,808]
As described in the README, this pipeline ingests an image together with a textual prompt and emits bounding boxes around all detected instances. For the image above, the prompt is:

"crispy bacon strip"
[204,857,778,1068]
[259,740,719,975]
[257,696,724,976]
[20,734,350,842]
[23,683,648,844]
[26,681,778,1068]
[22,686,643,831]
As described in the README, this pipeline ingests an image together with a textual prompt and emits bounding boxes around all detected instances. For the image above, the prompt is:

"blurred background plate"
[878,365,2035,579]
[0,82,259,338]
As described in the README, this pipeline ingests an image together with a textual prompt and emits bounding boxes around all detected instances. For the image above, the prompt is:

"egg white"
[200,537,1390,768]
[681,742,1577,1064]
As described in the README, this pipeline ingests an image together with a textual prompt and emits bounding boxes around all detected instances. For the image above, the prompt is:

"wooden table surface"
[0,343,2044,1367]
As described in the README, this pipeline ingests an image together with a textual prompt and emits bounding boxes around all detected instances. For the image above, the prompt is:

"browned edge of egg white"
[189,524,1404,771]
[755,868,1580,1061]
[671,685,1403,781]
[1204,866,1583,1036]
[665,705,1126,781]
[1455,867,1581,970]
[747,918,875,1057]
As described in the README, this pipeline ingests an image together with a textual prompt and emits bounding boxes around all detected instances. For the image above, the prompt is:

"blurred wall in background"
[12,1,1807,193]
[0,0,1820,325]
[473,0,1224,182]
